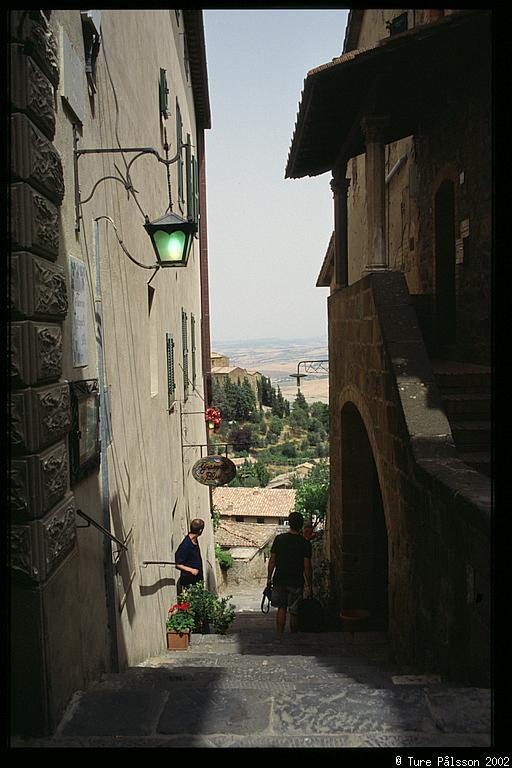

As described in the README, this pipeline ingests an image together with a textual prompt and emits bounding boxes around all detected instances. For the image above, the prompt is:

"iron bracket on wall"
[76,508,129,560]
[290,360,329,388]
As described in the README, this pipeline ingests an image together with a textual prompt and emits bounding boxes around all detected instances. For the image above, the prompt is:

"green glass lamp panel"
[153,229,187,263]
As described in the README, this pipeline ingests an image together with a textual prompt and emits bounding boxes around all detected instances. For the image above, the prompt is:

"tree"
[310,401,329,430]
[293,390,309,414]
[294,460,330,530]
[261,376,273,407]
[228,425,252,453]
[255,461,270,487]
[271,385,286,418]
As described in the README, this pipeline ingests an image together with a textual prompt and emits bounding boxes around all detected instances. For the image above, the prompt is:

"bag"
[297,597,325,632]
[261,585,272,613]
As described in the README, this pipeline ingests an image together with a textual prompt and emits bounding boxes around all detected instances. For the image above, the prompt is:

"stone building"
[215,520,277,591]
[286,9,491,685]
[210,352,263,399]
[10,9,215,736]
[213,486,296,526]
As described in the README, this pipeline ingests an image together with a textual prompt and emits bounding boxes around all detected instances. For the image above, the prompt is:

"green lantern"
[144,213,197,267]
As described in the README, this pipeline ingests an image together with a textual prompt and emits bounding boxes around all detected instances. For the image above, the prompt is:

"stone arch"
[337,386,389,629]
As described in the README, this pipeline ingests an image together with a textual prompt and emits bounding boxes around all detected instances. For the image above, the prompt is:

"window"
[257,518,265,524]
[235,516,245,523]
[191,313,196,389]
[182,308,189,398]
[176,100,184,207]
[166,333,176,410]
[159,68,169,119]
[81,11,102,95]
[387,12,408,36]
[186,135,199,223]
[148,286,158,396]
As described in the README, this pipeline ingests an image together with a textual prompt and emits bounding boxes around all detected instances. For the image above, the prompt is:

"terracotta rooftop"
[213,487,296,519]
[216,521,278,549]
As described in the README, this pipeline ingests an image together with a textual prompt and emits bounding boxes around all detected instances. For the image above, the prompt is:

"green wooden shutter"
[191,313,196,389]
[192,155,199,223]
[186,133,192,218]
[159,69,169,118]
[176,100,184,204]
[182,308,189,396]
[166,333,175,410]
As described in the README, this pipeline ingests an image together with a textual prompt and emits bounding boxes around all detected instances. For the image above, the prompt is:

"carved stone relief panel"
[11,113,64,205]
[10,321,62,387]
[11,383,71,454]
[11,493,76,583]
[11,252,68,319]
[11,10,60,88]
[10,440,69,521]
[11,46,55,141]
[10,183,59,260]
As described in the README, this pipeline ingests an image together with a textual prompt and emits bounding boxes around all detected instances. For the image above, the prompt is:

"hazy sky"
[203,9,349,343]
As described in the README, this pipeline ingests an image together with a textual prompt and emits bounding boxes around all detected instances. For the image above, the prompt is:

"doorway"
[340,402,388,628]
[434,179,456,354]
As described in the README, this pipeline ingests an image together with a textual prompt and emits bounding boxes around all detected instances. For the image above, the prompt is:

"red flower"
[178,602,190,610]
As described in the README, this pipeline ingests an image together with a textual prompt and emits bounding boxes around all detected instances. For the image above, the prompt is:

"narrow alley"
[12,587,491,749]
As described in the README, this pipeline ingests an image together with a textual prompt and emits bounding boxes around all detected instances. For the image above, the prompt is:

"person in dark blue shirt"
[175,518,204,595]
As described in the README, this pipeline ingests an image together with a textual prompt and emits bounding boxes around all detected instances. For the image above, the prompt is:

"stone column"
[361,116,388,271]
[330,173,350,288]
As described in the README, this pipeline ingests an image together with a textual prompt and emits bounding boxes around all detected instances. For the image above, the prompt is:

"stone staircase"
[432,360,492,478]
[10,611,492,748]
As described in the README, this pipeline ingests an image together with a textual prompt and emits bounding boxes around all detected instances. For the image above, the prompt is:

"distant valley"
[212,337,329,404]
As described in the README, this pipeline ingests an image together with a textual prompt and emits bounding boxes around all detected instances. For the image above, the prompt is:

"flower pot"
[166,630,190,650]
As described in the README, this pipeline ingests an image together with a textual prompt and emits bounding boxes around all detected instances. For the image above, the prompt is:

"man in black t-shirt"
[266,511,312,638]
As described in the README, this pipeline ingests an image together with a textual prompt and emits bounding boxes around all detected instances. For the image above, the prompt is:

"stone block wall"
[328,271,490,685]
[414,59,491,365]
[9,10,83,736]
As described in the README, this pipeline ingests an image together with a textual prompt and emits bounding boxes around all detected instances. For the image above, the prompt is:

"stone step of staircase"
[459,452,492,477]
[442,393,491,418]
[432,360,491,394]
[450,420,491,450]
[9,609,492,749]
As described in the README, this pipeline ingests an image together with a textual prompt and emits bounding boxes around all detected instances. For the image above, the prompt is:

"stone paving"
[11,590,492,749]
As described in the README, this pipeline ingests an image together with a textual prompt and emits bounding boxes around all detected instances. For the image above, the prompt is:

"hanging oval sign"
[191,455,237,487]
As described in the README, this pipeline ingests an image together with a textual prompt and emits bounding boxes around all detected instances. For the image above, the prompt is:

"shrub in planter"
[179,581,236,635]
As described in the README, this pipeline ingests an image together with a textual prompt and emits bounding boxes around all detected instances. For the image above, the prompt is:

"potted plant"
[180,581,215,634]
[166,601,195,650]
[180,581,236,635]
[211,595,236,635]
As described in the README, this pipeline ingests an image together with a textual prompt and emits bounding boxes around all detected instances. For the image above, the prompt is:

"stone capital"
[360,115,389,143]
[330,176,351,197]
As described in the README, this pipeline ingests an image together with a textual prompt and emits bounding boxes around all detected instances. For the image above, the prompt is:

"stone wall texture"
[414,58,491,365]
[328,272,490,686]
[10,10,79,736]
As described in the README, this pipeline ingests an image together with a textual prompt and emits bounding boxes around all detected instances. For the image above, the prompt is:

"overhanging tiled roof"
[183,10,211,130]
[316,231,335,287]
[285,10,491,179]
[216,521,277,549]
[213,487,296,518]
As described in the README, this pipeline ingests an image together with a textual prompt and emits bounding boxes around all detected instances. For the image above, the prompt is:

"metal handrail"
[76,508,128,551]
[141,561,176,567]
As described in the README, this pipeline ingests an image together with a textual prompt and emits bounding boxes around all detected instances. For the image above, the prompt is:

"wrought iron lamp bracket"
[73,125,185,231]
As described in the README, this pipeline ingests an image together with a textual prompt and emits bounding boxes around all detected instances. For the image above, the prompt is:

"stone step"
[450,420,491,450]
[460,452,492,477]
[442,393,491,417]
[432,360,491,395]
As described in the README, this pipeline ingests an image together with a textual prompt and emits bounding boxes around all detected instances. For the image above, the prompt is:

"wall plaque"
[69,255,88,367]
